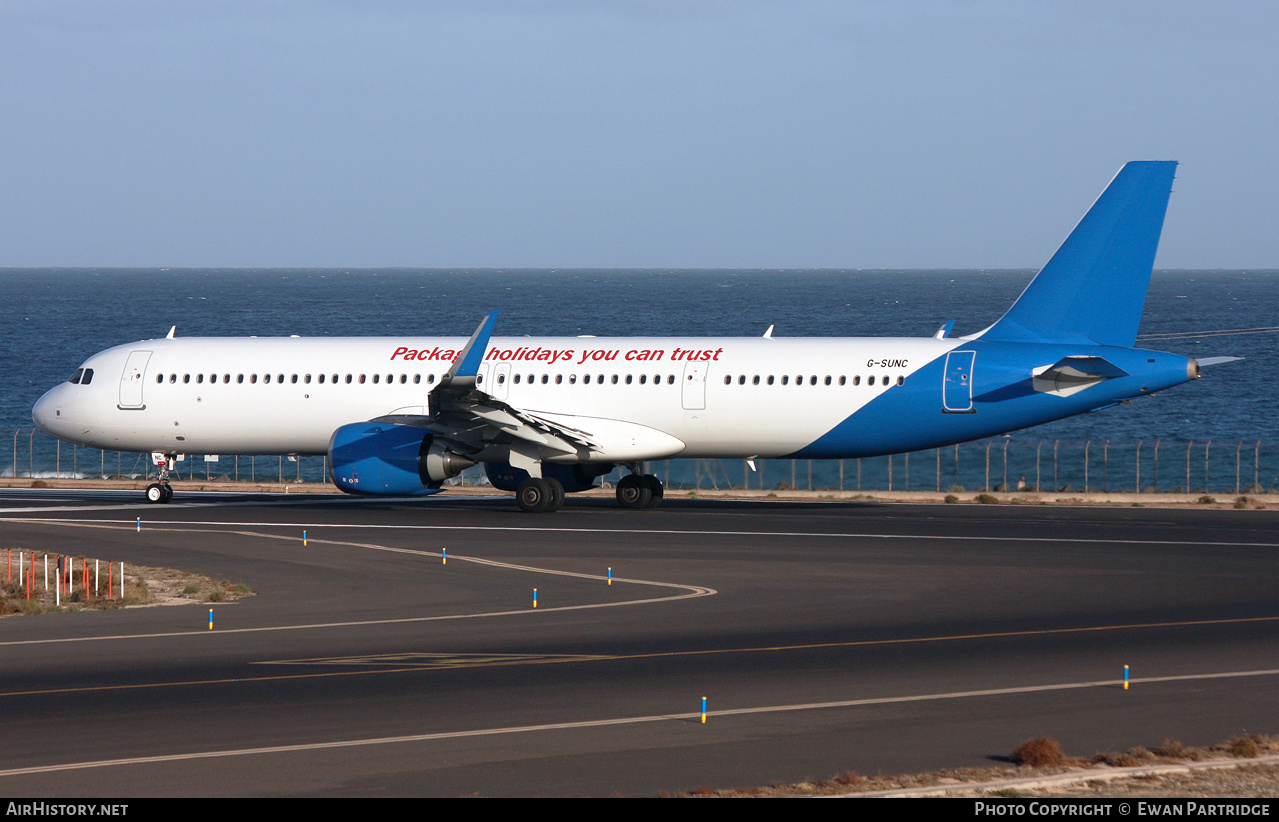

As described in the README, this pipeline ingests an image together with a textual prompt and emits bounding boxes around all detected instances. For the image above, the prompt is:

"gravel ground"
[675,740,1279,798]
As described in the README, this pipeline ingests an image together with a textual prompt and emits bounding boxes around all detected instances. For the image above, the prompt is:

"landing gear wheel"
[160,483,173,504]
[145,483,168,504]
[516,477,554,513]
[546,477,565,512]
[642,474,663,508]
[616,474,653,509]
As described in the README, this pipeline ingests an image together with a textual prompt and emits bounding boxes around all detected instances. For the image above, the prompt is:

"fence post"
[839,459,844,491]
[1135,441,1142,492]
[1103,440,1109,493]
[954,443,960,489]
[807,459,812,490]
[1256,441,1262,491]
[12,430,17,479]
[984,441,991,491]
[1053,440,1059,492]
[936,448,941,492]
[1236,441,1242,493]
[1153,439,1159,492]
[28,429,35,479]
[857,458,861,491]
[1002,439,1009,490]
[1036,441,1042,492]
[887,454,893,491]
[1084,441,1090,491]
[904,452,909,491]
[1204,441,1212,493]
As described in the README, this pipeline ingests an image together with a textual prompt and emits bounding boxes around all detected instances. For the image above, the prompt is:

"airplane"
[32,161,1238,512]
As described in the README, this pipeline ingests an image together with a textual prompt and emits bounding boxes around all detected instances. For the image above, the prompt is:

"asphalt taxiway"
[0,489,1277,796]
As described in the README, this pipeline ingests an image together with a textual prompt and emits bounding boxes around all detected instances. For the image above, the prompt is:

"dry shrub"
[1012,737,1067,767]
[1227,735,1262,758]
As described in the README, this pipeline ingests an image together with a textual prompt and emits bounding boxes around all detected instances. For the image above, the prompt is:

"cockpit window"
[81,368,93,384]
[68,368,84,384]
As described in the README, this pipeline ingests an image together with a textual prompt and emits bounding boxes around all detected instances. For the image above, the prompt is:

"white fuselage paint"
[34,335,961,460]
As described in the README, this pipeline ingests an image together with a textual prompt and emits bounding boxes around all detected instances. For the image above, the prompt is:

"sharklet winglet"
[443,311,499,385]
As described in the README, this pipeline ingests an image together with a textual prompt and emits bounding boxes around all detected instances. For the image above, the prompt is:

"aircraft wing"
[371,311,600,460]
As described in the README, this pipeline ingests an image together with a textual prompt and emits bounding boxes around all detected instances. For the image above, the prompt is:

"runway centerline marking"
[2,666,1278,778]
[5,515,1279,549]
[2,614,1275,696]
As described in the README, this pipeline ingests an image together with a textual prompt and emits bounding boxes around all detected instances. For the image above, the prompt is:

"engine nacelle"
[484,461,613,493]
[329,422,475,496]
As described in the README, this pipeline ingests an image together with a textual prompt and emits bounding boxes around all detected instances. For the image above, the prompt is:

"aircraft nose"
[32,386,67,437]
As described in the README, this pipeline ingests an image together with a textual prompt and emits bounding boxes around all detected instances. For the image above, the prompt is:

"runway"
[0,490,1277,796]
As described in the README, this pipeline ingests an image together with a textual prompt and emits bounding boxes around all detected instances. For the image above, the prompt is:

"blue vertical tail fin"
[979,161,1177,347]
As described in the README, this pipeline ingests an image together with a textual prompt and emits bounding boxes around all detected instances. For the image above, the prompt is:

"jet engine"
[328,422,475,495]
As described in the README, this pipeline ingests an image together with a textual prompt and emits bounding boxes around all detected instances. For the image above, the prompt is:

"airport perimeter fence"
[6,429,1279,496]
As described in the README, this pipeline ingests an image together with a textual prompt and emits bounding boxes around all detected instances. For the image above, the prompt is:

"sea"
[2,269,1275,492]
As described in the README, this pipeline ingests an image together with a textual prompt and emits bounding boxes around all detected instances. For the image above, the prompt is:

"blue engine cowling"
[328,422,475,496]
[484,461,613,493]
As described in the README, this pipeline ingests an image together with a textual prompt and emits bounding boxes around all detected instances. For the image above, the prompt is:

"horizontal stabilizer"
[1033,355,1129,397]
[1196,356,1244,367]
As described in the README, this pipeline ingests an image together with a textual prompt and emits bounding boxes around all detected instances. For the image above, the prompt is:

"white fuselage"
[34,334,960,460]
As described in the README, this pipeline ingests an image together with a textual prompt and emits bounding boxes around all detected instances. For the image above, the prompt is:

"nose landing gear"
[145,453,176,504]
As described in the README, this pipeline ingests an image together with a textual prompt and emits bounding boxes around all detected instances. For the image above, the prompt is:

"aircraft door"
[681,361,707,410]
[118,350,152,409]
[942,350,975,413]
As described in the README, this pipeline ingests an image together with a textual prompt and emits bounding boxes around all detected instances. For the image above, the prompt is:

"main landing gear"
[145,453,175,504]
[616,472,663,509]
[516,476,565,514]
[513,470,664,513]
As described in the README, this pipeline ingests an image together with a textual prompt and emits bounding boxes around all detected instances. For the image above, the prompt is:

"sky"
[1,1,1276,269]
